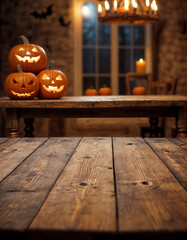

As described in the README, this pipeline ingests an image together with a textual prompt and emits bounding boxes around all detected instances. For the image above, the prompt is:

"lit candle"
[105,1,110,13]
[124,0,129,12]
[98,4,102,14]
[132,0,137,14]
[114,0,117,12]
[136,58,146,73]
[151,0,158,15]
[145,0,150,13]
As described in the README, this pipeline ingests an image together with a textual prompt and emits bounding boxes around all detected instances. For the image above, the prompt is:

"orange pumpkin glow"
[99,85,111,95]
[37,60,68,99]
[4,65,39,99]
[85,87,98,96]
[8,35,47,74]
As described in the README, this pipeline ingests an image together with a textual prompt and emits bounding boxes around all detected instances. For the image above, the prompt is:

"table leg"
[176,106,187,136]
[24,118,35,137]
[6,108,19,138]
[149,117,159,137]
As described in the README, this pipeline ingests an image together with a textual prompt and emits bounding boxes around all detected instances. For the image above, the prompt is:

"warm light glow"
[139,58,143,63]
[124,0,129,11]
[151,0,158,12]
[98,4,102,14]
[132,0,137,8]
[146,0,150,7]
[82,5,90,18]
[114,0,117,11]
[105,1,110,11]
[42,74,50,80]
[56,75,63,80]
[15,54,40,63]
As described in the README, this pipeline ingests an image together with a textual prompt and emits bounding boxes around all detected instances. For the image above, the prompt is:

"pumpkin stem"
[17,64,23,73]
[20,35,29,44]
[48,60,55,70]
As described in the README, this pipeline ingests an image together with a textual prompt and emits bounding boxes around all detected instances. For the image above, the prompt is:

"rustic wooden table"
[0,95,187,137]
[0,137,186,240]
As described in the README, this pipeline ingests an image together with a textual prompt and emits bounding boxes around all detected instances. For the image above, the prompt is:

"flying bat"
[30,3,54,19]
[59,15,71,27]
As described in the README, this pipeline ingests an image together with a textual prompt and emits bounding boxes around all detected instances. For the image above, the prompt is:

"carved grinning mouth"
[43,85,65,93]
[15,54,41,63]
[11,90,36,97]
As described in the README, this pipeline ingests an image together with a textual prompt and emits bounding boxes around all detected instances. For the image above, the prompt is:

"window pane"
[119,49,131,73]
[83,49,96,74]
[119,25,131,46]
[99,77,111,88]
[82,2,97,46]
[83,77,96,93]
[119,77,126,95]
[133,26,145,46]
[134,49,145,72]
[99,23,111,46]
[99,49,110,73]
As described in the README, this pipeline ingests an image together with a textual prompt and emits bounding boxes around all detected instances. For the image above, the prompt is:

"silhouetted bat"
[59,15,71,27]
[30,3,54,19]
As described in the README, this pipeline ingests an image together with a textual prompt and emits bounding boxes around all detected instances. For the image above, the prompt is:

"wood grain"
[0,138,20,152]
[0,138,47,182]
[30,137,116,233]
[0,95,186,108]
[0,138,81,231]
[169,138,187,151]
[113,137,187,232]
[145,138,187,189]
[0,138,8,144]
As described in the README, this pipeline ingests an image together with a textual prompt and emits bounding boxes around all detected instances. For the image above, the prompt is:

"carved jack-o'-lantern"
[8,35,47,74]
[37,60,68,99]
[4,65,39,99]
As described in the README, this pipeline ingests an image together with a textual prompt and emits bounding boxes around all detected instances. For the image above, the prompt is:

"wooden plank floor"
[0,137,186,240]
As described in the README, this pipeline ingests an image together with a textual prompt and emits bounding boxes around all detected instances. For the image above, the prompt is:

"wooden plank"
[169,138,187,151]
[113,137,187,232]
[0,137,81,231]
[146,138,187,189]
[179,138,187,144]
[29,137,116,235]
[0,95,186,108]
[0,138,8,144]
[0,138,20,152]
[0,138,47,182]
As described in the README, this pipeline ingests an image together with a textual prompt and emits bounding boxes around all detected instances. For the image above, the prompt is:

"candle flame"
[151,0,158,11]
[114,0,117,11]
[124,0,129,11]
[146,0,150,7]
[98,4,102,13]
[132,0,137,8]
[139,58,143,63]
[105,1,110,11]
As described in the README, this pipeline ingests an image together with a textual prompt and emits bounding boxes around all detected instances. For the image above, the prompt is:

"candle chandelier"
[97,0,159,24]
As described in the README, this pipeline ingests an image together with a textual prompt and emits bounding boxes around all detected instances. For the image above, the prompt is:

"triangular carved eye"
[42,74,50,79]
[19,47,25,51]
[32,47,38,52]
[13,79,18,84]
[29,79,34,85]
[56,75,63,80]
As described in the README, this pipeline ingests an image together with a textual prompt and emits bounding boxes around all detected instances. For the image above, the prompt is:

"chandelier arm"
[136,0,144,14]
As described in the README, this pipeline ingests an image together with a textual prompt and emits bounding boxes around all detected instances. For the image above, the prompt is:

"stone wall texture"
[0,0,186,137]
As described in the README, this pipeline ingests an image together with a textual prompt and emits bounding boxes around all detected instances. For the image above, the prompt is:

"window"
[74,0,152,96]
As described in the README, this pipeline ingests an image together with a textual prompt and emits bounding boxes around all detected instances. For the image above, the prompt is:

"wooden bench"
[0,95,187,137]
[0,137,186,240]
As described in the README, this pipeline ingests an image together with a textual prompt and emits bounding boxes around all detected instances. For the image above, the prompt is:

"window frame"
[73,0,152,96]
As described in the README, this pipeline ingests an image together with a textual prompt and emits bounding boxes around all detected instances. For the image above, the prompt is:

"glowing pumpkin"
[8,35,47,74]
[84,87,98,96]
[4,64,39,99]
[177,132,187,138]
[132,86,146,95]
[99,85,111,95]
[37,60,68,99]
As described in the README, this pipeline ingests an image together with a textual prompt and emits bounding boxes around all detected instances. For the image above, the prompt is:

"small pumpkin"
[8,35,47,74]
[132,86,146,95]
[177,132,187,138]
[37,60,68,99]
[4,64,39,99]
[99,85,111,95]
[84,87,98,96]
